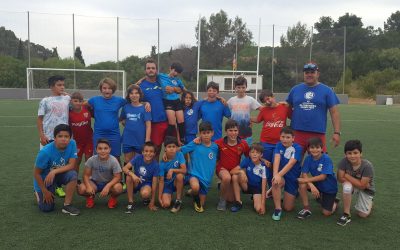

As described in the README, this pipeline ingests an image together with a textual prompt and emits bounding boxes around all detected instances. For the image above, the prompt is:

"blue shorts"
[93,132,121,158]
[262,142,276,188]
[134,182,152,193]
[243,184,262,194]
[185,175,209,195]
[163,180,176,194]
[122,144,142,154]
[91,180,108,193]
[284,176,299,196]
[185,134,197,144]
[37,170,77,212]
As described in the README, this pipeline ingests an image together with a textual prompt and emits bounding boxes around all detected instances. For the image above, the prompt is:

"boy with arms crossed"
[297,137,338,219]
[231,143,268,214]
[336,139,375,226]
[123,142,159,213]
[33,124,80,215]
[77,139,123,209]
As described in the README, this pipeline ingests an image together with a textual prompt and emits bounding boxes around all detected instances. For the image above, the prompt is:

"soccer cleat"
[272,209,282,221]
[55,187,66,197]
[193,195,204,213]
[170,200,182,213]
[62,205,80,216]
[125,202,135,214]
[108,196,118,209]
[86,196,95,208]
[230,201,243,212]
[217,198,227,211]
[337,214,352,226]
[297,209,312,219]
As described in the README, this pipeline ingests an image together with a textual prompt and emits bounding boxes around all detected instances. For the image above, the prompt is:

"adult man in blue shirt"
[286,62,341,154]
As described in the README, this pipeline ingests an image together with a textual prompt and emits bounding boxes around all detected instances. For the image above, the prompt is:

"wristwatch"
[334,131,341,136]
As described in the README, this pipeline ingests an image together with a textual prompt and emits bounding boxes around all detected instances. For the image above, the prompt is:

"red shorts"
[151,121,168,147]
[293,130,326,155]
[77,141,94,158]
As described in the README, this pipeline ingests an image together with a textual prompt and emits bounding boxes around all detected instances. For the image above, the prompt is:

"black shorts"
[163,99,183,111]
[243,185,262,195]
[317,192,337,212]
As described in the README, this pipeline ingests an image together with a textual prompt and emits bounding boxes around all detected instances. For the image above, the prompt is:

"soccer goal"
[26,68,126,100]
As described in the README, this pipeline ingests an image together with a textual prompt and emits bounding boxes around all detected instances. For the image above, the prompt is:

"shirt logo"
[317,164,323,172]
[283,146,295,159]
[172,80,178,86]
[208,152,214,159]
[84,112,89,118]
[139,166,147,176]
[304,91,315,100]
[174,161,179,167]
[187,109,194,116]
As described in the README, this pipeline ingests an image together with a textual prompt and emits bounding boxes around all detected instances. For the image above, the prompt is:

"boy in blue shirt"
[123,141,159,213]
[297,137,338,219]
[199,82,231,141]
[181,121,219,213]
[33,124,80,215]
[271,126,303,221]
[231,143,268,214]
[159,136,187,213]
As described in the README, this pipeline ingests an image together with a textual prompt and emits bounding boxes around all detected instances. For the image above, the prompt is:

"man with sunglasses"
[286,62,341,154]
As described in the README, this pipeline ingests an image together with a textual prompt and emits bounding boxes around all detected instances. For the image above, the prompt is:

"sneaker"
[230,201,243,212]
[297,209,312,219]
[193,195,204,213]
[55,187,66,198]
[125,202,135,214]
[143,199,150,206]
[86,196,95,208]
[62,204,80,216]
[217,198,227,211]
[272,209,282,221]
[108,196,118,209]
[337,214,351,226]
[170,200,182,213]
[122,183,127,193]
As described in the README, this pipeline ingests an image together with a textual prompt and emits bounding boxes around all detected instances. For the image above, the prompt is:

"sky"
[1,0,398,65]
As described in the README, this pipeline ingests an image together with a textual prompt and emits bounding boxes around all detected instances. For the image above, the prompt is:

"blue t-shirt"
[88,96,126,134]
[129,154,159,184]
[286,83,339,133]
[200,100,231,141]
[181,141,219,188]
[33,140,78,192]
[184,100,204,136]
[240,157,267,188]
[302,153,338,194]
[159,152,186,185]
[120,104,152,147]
[274,142,303,180]
[157,73,185,100]
[139,80,167,123]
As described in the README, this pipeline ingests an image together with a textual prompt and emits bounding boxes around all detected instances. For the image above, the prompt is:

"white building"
[206,74,263,92]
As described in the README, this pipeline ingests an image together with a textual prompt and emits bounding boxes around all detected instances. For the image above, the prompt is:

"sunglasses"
[303,63,318,71]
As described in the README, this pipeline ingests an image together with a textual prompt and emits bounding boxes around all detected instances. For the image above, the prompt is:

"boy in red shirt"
[215,119,249,211]
[69,92,93,173]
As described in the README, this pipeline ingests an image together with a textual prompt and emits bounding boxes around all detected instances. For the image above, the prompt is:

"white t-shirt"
[38,95,71,140]
[227,95,261,138]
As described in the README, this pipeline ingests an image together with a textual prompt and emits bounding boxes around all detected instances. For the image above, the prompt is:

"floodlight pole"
[271,24,275,93]
[196,15,201,99]
[256,18,261,98]
[72,13,76,90]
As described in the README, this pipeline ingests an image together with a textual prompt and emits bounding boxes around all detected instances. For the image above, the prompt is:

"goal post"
[26,68,126,100]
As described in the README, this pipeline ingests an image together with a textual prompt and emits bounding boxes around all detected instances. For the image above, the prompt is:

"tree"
[384,11,400,32]
[195,10,252,69]
[17,39,24,60]
[74,46,85,66]
[150,45,157,58]
[51,47,59,59]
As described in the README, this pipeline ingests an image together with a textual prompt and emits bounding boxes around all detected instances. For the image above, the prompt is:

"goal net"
[26,68,126,100]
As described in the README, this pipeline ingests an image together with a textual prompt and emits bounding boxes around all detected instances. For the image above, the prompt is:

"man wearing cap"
[286,62,341,154]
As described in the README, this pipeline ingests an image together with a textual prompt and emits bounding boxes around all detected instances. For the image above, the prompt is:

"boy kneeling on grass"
[231,143,268,214]
[297,137,339,219]
[336,139,375,226]
[77,139,123,209]
[33,124,80,215]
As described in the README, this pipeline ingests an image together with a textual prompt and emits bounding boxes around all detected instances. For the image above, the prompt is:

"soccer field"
[1,100,399,249]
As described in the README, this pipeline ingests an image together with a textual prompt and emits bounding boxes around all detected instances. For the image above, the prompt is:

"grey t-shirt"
[85,155,122,183]
[338,158,375,196]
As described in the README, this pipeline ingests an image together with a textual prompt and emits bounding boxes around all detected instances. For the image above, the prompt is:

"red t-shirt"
[69,106,93,144]
[257,104,291,144]
[215,137,250,173]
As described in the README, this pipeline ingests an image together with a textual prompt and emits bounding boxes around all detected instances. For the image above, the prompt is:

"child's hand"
[272,174,282,185]
[44,170,56,186]
[240,171,248,183]
[261,158,272,168]
[42,188,54,204]
[148,202,158,211]
[297,177,306,184]
[258,205,265,215]
[144,102,151,112]
[166,169,174,180]
[193,137,201,144]
[40,134,49,146]
[165,86,174,94]
[99,186,110,197]
[310,186,320,198]
[158,197,164,208]
[216,96,227,106]
[135,77,145,85]
[86,186,95,196]
[161,153,168,162]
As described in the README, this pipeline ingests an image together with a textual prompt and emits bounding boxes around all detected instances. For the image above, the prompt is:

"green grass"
[1,100,400,249]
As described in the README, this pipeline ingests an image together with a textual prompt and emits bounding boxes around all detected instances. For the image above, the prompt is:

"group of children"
[34,68,375,227]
